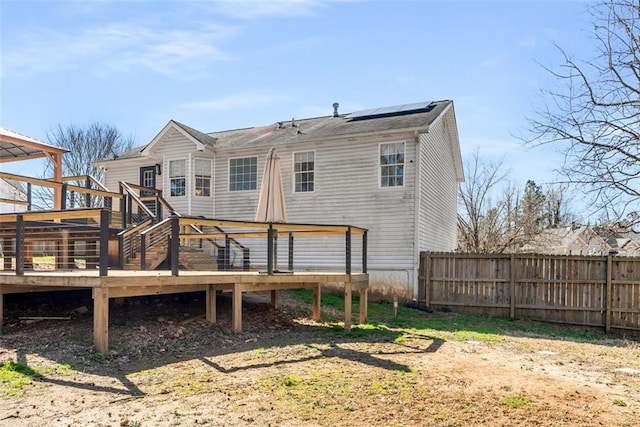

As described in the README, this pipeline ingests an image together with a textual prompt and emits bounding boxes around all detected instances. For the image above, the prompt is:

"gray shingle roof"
[103,100,452,160]
[171,120,217,148]
[210,100,451,149]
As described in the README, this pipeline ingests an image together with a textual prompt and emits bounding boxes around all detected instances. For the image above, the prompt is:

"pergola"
[0,127,67,209]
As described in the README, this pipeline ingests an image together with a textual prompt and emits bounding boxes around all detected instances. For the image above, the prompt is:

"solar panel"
[346,102,433,120]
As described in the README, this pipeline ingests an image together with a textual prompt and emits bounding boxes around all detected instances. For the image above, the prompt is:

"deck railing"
[1,209,368,278]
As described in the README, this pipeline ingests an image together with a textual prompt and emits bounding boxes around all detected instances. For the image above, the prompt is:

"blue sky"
[1,0,594,195]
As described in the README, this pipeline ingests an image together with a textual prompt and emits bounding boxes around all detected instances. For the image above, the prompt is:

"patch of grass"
[282,375,301,387]
[287,289,627,344]
[504,394,529,408]
[88,352,108,362]
[0,362,42,396]
[254,347,266,355]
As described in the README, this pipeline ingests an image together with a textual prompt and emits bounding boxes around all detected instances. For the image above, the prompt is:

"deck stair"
[123,243,168,270]
[179,246,219,271]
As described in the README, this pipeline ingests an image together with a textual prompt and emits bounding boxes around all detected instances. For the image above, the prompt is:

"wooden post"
[362,230,367,273]
[85,176,91,207]
[205,284,216,324]
[140,234,147,270]
[267,225,274,275]
[26,183,32,211]
[232,282,242,333]
[171,216,179,276]
[345,227,352,274]
[288,232,294,271]
[424,252,431,307]
[344,281,352,331]
[0,286,4,331]
[16,215,24,276]
[271,289,279,308]
[92,287,109,353]
[359,287,368,324]
[605,254,613,334]
[312,283,321,321]
[99,210,109,276]
[510,253,516,319]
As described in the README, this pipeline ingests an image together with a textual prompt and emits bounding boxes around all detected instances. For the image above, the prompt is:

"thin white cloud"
[180,91,290,112]
[3,21,238,79]
[214,0,325,20]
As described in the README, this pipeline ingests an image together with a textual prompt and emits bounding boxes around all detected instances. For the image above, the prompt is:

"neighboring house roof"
[1,178,26,195]
[521,225,640,256]
[96,101,460,178]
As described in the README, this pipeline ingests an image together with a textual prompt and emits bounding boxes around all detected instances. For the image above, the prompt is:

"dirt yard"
[1,290,639,426]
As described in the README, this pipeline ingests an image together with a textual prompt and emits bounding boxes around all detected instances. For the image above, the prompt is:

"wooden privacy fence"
[419,252,640,334]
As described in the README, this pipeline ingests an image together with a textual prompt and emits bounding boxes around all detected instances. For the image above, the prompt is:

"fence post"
[424,252,431,307]
[510,253,516,319]
[605,254,613,334]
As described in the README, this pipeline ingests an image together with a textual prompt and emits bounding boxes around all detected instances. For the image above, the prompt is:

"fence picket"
[419,252,639,334]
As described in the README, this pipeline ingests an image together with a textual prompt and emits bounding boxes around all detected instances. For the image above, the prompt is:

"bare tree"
[526,0,640,223]
[34,122,134,209]
[458,153,575,253]
[457,151,523,253]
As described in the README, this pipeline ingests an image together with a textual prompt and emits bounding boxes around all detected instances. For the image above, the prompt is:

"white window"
[169,159,186,197]
[194,159,212,197]
[293,151,315,193]
[229,157,257,191]
[380,142,404,187]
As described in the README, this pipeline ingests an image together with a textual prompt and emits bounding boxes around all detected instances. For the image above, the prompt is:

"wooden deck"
[0,270,369,353]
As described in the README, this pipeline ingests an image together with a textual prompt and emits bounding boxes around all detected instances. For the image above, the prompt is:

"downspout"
[187,152,192,215]
[211,153,216,218]
[412,129,425,300]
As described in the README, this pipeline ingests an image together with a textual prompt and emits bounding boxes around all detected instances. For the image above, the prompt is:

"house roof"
[98,100,456,163]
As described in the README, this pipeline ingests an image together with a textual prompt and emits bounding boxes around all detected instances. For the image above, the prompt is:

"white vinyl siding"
[213,136,417,298]
[418,108,458,251]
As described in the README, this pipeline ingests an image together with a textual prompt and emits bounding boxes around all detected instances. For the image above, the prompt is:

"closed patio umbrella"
[255,147,288,223]
[255,148,287,273]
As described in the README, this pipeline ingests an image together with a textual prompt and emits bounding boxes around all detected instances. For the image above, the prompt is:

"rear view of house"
[96,100,464,299]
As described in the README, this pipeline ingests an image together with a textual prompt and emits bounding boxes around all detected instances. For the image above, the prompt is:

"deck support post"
[270,289,279,308]
[0,286,4,331]
[205,284,216,324]
[93,287,109,353]
[232,282,242,332]
[312,283,321,321]
[359,287,368,324]
[344,280,352,331]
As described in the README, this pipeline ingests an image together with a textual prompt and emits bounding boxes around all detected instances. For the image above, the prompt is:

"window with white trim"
[169,159,186,197]
[380,142,404,187]
[194,159,212,197]
[293,151,315,193]
[229,157,257,191]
